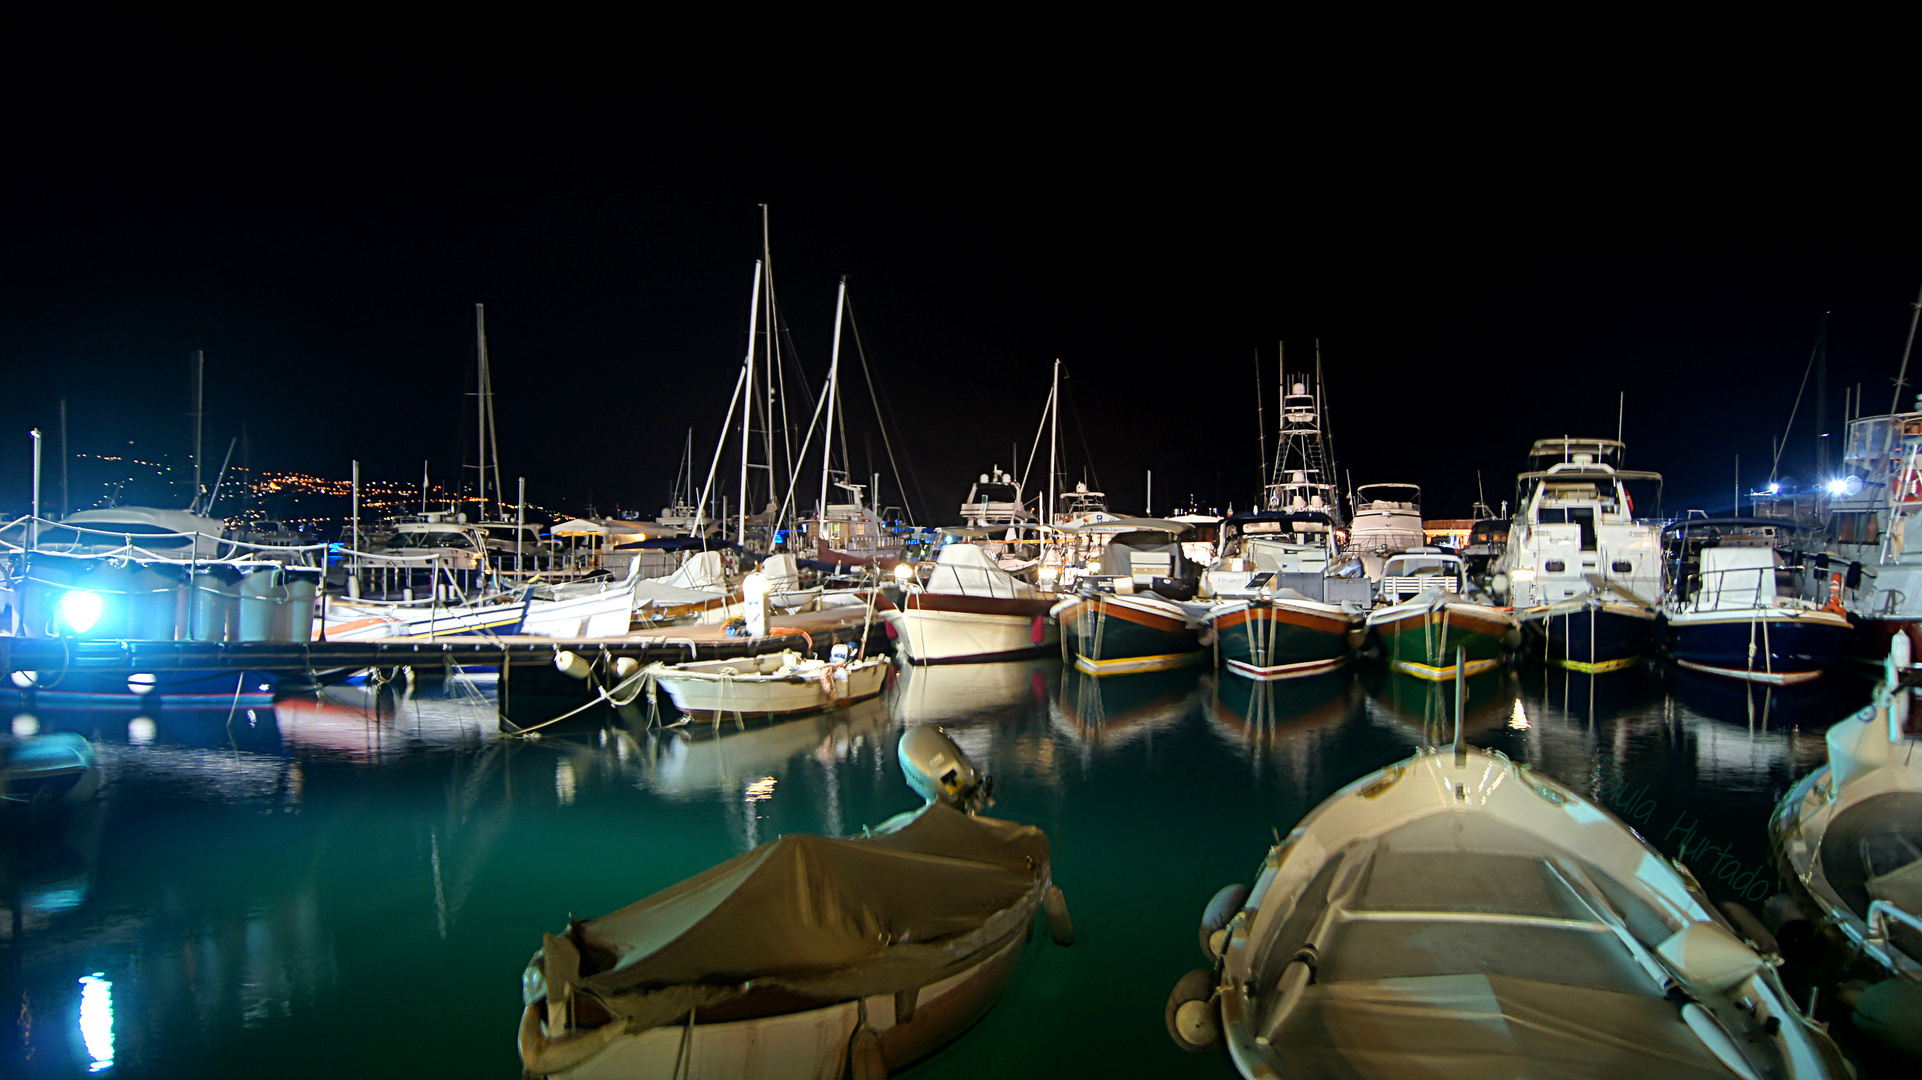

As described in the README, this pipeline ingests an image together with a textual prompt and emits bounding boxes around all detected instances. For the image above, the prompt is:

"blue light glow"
[77,973,114,1072]
[1826,477,1851,496]
[59,589,103,634]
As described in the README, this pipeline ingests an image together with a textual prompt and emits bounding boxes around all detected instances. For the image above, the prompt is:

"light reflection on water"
[0,658,1887,1077]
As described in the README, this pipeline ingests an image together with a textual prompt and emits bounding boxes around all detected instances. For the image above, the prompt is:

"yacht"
[1491,438,1665,672]
[1347,483,1424,578]
[960,466,1034,529]
[1660,518,1848,684]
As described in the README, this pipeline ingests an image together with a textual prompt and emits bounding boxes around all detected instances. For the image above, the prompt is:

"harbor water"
[1,657,1893,1078]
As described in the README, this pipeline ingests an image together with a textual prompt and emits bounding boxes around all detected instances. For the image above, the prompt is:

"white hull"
[521,586,636,639]
[649,654,889,717]
[880,608,1056,664]
[319,598,525,641]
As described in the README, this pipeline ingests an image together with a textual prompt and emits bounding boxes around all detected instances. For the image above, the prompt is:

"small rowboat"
[645,650,889,720]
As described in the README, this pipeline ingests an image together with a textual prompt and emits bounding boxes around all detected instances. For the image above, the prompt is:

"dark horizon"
[6,24,1920,527]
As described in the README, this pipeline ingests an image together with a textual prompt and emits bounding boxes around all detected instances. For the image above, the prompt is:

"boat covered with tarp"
[519,727,1068,1079]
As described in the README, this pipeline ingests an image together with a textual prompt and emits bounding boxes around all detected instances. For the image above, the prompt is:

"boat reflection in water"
[614,697,895,805]
[1202,669,1360,750]
[1363,664,1519,746]
[1049,665,1200,753]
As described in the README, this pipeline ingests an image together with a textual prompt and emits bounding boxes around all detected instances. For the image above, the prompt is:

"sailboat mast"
[476,304,488,517]
[738,259,763,546]
[819,277,847,519]
[1254,348,1266,492]
[1049,358,1059,525]
[190,349,205,510]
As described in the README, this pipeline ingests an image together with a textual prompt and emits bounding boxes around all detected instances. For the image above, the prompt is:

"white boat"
[645,649,889,720]
[881,543,1057,664]
[518,727,1070,1080]
[1167,744,1852,1078]
[1771,636,1922,1046]
[322,572,637,641]
[960,465,1035,529]
[1347,482,1424,578]
[1492,438,1665,673]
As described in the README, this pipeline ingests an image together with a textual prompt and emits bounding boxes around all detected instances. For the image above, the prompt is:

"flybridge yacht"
[812,481,906,570]
[960,466,1034,529]
[1347,483,1423,579]
[1054,481,1113,527]
[1491,438,1665,672]
[1812,404,1922,664]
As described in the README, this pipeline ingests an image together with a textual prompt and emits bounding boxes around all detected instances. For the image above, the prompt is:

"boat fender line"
[1199,883,1250,962]
[847,1020,887,1080]
[1044,885,1075,946]
[1718,900,1781,958]
[1760,894,1817,961]
[1164,969,1221,1052]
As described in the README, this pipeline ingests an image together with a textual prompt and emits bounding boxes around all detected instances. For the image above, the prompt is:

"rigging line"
[844,298,919,525]
[1769,328,1824,484]
[1059,367,1102,495]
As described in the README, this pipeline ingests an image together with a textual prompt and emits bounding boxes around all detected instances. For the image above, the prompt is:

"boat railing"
[1866,899,1922,950]
[2,514,326,569]
[1674,564,1813,613]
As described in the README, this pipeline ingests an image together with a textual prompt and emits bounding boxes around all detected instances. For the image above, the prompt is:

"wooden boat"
[1052,590,1208,676]
[880,543,1056,664]
[1207,595,1363,680]
[644,649,889,720]
[1367,551,1518,680]
[1771,637,1922,1050]
[518,727,1070,1080]
[1168,744,1852,1078]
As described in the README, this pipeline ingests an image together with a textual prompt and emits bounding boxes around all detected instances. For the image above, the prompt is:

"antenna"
[1893,280,1922,414]
[1616,391,1625,445]
[1254,348,1267,492]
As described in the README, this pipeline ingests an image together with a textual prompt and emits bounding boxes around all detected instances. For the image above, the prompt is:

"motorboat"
[1167,744,1853,1078]
[811,482,907,571]
[1347,483,1424,579]
[1661,520,1849,684]
[880,543,1057,664]
[1202,512,1369,680]
[644,647,889,721]
[1492,438,1665,673]
[1051,522,1211,675]
[960,466,1035,529]
[518,726,1071,1079]
[1770,635,1922,1053]
[1805,404,1922,665]
[1367,550,1519,680]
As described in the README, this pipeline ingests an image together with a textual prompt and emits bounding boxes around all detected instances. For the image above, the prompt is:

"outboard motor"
[898,725,990,812]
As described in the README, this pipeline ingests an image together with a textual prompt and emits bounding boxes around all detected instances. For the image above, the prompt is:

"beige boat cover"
[1269,973,1738,1080]
[563,804,1048,1028]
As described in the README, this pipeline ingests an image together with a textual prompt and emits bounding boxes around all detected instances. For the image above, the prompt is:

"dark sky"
[5,21,1920,523]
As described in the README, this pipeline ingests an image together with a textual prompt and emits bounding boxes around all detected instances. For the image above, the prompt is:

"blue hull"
[1532,606,1653,671]
[1663,613,1848,684]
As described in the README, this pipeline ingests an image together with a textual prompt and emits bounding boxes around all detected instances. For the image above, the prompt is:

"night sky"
[6,22,1920,525]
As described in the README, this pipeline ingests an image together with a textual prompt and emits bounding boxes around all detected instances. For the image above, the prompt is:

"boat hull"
[1208,599,1359,680]
[1521,599,1653,673]
[520,919,1028,1080]
[1367,601,1513,680]
[650,658,889,719]
[880,593,1057,664]
[1053,594,1203,676]
[1662,608,1850,684]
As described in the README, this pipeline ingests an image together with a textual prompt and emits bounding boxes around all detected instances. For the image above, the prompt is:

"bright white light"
[1768,482,1780,494]
[1509,700,1530,730]
[9,670,36,689]
[59,589,103,634]
[555,759,577,806]
[78,973,114,1072]
[127,717,157,745]
[744,776,777,803]
[127,673,155,695]
[893,563,914,581]
[12,713,40,737]
[1827,478,1851,496]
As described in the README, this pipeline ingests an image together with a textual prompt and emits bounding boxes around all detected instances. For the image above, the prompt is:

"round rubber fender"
[1717,900,1780,957]
[1044,885,1075,946]
[1198,883,1249,962]
[1165,969,1221,1052]
[848,1024,888,1080]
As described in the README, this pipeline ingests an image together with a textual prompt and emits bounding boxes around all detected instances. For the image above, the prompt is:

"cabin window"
[1831,511,1881,545]
[1612,560,1632,574]
[1544,560,1566,573]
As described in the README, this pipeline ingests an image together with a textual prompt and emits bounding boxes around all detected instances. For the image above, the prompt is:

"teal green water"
[0,659,1887,1077]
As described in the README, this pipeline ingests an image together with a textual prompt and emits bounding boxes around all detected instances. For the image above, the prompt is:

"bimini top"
[1526,437,1626,465]
[550,803,1049,1030]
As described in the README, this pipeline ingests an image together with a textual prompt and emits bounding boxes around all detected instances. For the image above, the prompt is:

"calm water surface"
[1,657,1884,1077]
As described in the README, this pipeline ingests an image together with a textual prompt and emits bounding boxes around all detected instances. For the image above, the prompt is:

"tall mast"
[475,304,489,518]
[758,209,780,530]
[1049,359,1060,524]
[738,259,764,546]
[1254,348,1266,491]
[1816,312,1829,477]
[190,349,205,510]
[1892,279,1922,414]
[819,277,847,518]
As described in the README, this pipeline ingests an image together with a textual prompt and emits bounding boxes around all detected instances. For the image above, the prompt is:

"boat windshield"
[386,530,474,549]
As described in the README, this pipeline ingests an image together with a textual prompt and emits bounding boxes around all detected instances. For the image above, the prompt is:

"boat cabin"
[1378,549,1468,603]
